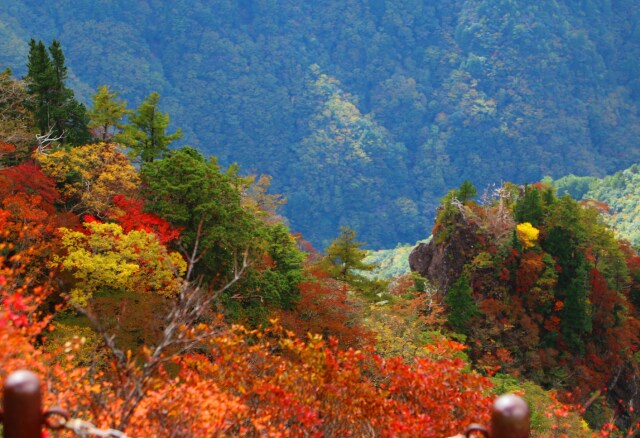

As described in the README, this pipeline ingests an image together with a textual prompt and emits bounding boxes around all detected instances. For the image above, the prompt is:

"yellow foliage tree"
[364,275,447,360]
[56,221,186,306]
[37,142,139,216]
[516,222,540,249]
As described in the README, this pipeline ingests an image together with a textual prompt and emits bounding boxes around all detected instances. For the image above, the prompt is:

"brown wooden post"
[2,370,42,438]
[491,394,529,438]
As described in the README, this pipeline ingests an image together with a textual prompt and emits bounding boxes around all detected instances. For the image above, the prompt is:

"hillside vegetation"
[554,164,640,246]
[410,180,640,432]
[2,0,640,247]
[2,9,640,436]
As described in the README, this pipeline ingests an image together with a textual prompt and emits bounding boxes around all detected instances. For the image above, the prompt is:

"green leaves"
[116,92,182,163]
[88,85,129,142]
[444,272,479,334]
[25,39,90,146]
[323,226,376,285]
[140,146,305,323]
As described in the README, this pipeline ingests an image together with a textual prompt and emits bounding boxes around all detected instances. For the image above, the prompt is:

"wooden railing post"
[491,394,529,438]
[2,370,42,438]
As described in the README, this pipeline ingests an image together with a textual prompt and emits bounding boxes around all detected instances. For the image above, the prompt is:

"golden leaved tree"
[55,220,186,307]
[37,142,139,216]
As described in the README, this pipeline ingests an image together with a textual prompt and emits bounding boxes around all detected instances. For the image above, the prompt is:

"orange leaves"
[168,323,492,437]
[0,161,72,280]
[0,141,16,155]
[0,261,55,384]
[130,371,248,437]
[515,252,546,294]
[0,252,493,437]
[377,349,492,436]
[278,265,373,349]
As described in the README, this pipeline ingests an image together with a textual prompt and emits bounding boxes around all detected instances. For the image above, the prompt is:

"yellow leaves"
[56,221,186,306]
[517,222,539,249]
[37,142,139,216]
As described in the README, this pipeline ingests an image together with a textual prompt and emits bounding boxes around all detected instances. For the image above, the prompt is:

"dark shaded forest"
[2,0,639,248]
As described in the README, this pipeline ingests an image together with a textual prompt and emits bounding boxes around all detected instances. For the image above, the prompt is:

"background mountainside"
[2,0,640,248]
[554,163,640,246]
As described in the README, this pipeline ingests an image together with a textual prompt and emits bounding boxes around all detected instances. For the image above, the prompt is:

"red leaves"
[0,142,16,154]
[380,353,492,436]
[109,194,181,244]
[0,161,60,212]
[2,292,30,327]
[279,265,374,349]
[515,252,545,294]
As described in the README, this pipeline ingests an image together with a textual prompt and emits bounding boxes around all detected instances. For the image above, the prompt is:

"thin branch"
[35,126,64,155]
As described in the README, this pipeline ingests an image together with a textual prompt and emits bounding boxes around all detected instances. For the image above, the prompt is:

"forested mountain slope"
[2,0,640,247]
[554,163,640,246]
[409,181,640,427]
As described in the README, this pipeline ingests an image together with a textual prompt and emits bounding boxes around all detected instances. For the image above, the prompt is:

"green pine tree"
[26,39,51,132]
[25,39,90,146]
[561,253,592,354]
[116,92,182,162]
[457,180,477,203]
[323,226,376,285]
[445,272,479,334]
[515,185,544,226]
[88,85,129,142]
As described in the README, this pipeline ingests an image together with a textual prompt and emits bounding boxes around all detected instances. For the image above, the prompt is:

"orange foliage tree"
[278,264,373,349]
[0,242,495,437]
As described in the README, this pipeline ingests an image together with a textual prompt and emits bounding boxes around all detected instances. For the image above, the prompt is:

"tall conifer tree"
[116,92,182,162]
[25,39,90,146]
[88,85,129,141]
[445,272,479,334]
[323,226,375,284]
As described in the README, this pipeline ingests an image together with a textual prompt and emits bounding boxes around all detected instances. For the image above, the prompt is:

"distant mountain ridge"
[2,0,640,247]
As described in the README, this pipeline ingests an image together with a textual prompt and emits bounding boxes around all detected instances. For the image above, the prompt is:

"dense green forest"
[2,0,640,248]
[553,164,640,246]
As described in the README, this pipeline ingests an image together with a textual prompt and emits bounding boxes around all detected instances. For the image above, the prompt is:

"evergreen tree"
[141,146,255,279]
[117,92,182,162]
[561,253,592,354]
[542,187,556,207]
[25,39,90,146]
[457,180,477,203]
[141,146,303,323]
[445,272,479,334]
[515,186,544,226]
[323,226,375,284]
[510,228,523,254]
[26,39,50,131]
[88,85,129,142]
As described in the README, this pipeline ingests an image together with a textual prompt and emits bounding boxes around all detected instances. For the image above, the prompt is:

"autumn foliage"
[108,194,181,244]
[278,264,374,349]
[0,65,638,436]
[0,141,499,437]
[431,182,640,433]
[3,35,639,436]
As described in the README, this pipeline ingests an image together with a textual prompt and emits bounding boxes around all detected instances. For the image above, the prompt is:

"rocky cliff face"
[408,209,481,293]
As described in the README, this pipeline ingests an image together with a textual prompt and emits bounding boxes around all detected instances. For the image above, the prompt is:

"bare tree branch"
[35,126,64,155]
